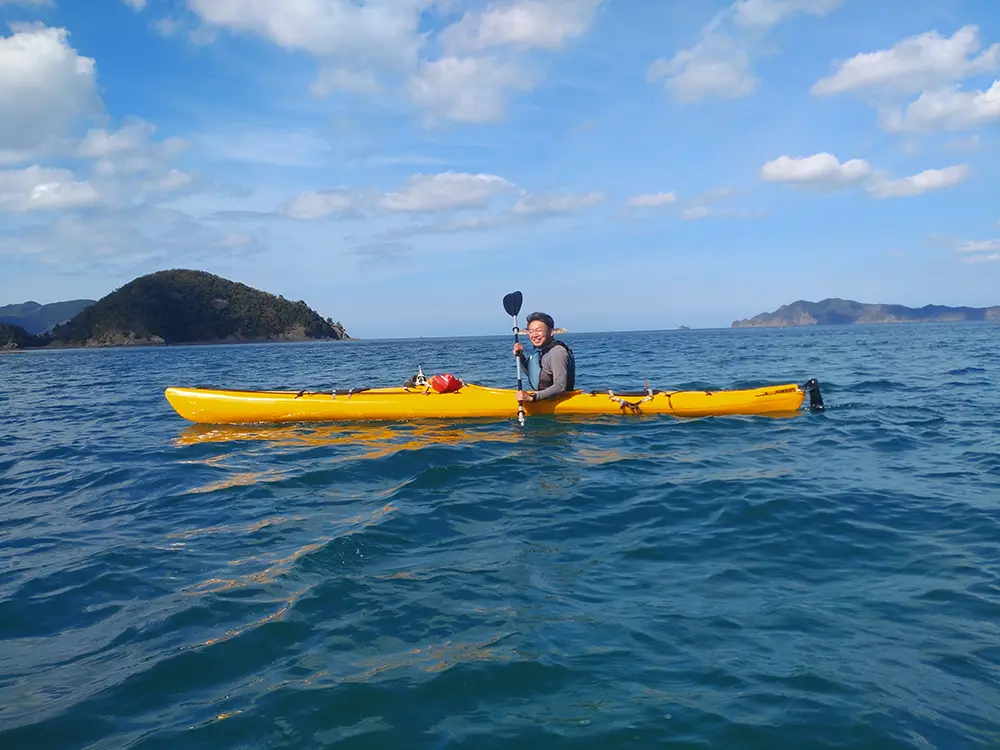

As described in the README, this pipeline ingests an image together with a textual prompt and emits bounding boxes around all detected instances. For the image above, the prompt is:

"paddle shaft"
[512,323,525,426]
[502,290,526,427]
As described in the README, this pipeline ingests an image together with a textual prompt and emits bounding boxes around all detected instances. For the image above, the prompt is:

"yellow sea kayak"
[164,378,824,424]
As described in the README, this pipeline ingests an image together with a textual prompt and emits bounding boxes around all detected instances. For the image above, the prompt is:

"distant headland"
[0,299,96,334]
[1,269,350,351]
[732,298,1000,328]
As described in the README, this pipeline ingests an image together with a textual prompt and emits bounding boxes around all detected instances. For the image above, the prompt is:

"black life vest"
[526,339,575,390]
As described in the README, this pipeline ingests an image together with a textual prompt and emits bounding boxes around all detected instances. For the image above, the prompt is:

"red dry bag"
[429,373,463,393]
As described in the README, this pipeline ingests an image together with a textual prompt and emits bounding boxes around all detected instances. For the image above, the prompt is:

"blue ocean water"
[2,324,1000,749]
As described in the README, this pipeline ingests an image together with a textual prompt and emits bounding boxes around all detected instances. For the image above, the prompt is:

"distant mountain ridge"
[732,298,1000,328]
[0,299,96,334]
[1,269,350,350]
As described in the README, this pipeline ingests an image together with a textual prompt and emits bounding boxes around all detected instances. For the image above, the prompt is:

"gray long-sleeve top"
[518,345,572,400]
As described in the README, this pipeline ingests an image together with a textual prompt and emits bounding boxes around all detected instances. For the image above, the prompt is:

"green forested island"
[732,298,1000,328]
[1,269,350,350]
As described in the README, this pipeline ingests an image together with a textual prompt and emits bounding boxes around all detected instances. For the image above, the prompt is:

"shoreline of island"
[1,269,352,352]
[6,281,1000,353]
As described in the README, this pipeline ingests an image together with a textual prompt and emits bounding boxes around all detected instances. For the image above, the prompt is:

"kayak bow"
[164,378,824,424]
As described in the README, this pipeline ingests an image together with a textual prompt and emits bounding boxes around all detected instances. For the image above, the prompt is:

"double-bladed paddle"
[502,291,525,427]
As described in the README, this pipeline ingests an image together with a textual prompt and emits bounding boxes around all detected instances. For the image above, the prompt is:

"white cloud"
[964,252,1000,263]
[57,118,196,208]
[380,172,515,212]
[648,0,842,101]
[121,0,147,10]
[759,152,872,190]
[647,36,755,102]
[144,169,194,192]
[955,239,1000,253]
[511,190,606,215]
[182,1,597,122]
[881,80,1000,132]
[812,25,999,97]
[867,164,969,198]
[681,205,711,220]
[281,189,358,221]
[626,192,677,208]
[215,234,252,248]
[77,119,189,179]
[0,208,263,268]
[621,186,755,220]
[408,55,531,123]
[0,0,53,6]
[77,119,153,160]
[760,153,970,200]
[187,0,426,72]
[280,171,516,220]
[0,24,102,162]
[439,0,602,53]
[0,165,100,213]
[733,0,844,29]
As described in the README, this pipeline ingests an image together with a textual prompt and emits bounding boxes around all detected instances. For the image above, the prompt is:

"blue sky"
[1,0,998,338]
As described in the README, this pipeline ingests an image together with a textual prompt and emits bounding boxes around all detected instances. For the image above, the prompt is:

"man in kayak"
[513,311,575,402]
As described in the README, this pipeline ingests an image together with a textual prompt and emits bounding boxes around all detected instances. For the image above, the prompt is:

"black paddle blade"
[503,291,523,317]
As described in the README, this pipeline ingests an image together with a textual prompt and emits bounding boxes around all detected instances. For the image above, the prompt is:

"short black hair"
[526,312,554,329]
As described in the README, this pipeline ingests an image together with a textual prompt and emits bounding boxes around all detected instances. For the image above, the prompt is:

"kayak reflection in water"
[512,311,576,402]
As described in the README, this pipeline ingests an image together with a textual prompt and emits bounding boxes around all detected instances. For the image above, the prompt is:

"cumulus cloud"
[439,0,602,53]
[355,183,610,241]
[811,25,999,97]
[280,171,517,220]
[733,0,844,29]
[281,189,358,221]
[647,36,756,102]
[759,153,872,190]
[679,187,760,220]
[881,80,1000,132]
[681,205,712,220]
[625,192,678,209]
[760,152,970,199]
[648,0,843,101]
[955,239,1000,253]
[812,25,1000,136]
[953,237,1000,264]
[181,0,599,123]
[408,56,532,123]
[143,169,194,193]
[0,165,100,213]
[620,186,756,220]
[187,0,426,72]
[0,24,102,163]
[77,118,189,177]
[866,164,970,198]
[511,190,606,215]
[0,21,229,278]
[0,207,264,269]
[381,172,515,212]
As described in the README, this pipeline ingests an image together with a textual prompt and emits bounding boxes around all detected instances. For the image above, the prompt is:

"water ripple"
[2,325,1000,749]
